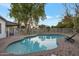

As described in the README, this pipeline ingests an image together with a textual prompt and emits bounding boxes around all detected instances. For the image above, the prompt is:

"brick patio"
[0,33,79,56]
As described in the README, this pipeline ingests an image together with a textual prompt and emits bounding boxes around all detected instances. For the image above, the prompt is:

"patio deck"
[0,33,79,56]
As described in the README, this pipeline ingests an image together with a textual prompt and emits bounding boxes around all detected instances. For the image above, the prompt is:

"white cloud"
[55,15,63,19]
[46,15,63,19]
[55,15,60,18]
[46,16,53,19]
[39,15,63,26]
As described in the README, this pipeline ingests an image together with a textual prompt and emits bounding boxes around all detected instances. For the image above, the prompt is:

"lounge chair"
[65,32,77,43]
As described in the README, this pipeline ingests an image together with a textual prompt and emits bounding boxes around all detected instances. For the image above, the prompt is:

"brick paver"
[0,33,79,56]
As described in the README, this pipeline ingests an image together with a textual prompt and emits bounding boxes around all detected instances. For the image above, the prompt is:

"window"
[0,23,1,33]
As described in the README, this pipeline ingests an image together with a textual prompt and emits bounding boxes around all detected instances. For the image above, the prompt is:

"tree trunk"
[17,20,21,35]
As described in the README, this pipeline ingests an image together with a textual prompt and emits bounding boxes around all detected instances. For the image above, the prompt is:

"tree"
[56,22,65,28]
[62,16,74,28]
[39,25,46,28]
[73,4,79,32]
[9,4,23,28]
[9,3,46,34]
[57,4,74,28]
[63,3,79,32]
[56,15,74,28]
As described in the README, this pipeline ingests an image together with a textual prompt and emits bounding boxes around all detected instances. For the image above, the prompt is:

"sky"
[0,3,65,26]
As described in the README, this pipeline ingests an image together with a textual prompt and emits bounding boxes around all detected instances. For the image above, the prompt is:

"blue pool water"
[5,34,65,55]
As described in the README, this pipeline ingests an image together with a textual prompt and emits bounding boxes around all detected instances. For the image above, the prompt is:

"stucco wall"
[0,19,6,39]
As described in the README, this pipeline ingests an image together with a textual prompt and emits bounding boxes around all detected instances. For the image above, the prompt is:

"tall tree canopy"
[9,3,46,34]
[63,3,79,31]
[56,3,79,30]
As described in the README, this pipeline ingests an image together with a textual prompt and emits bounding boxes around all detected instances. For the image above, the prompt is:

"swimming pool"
[5,34,65,55]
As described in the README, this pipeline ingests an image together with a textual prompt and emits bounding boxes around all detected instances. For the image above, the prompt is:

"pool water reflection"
[5,34,65,55]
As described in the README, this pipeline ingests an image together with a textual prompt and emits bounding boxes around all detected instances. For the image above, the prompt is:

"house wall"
[0,19,6,39]
[6,26,17,37]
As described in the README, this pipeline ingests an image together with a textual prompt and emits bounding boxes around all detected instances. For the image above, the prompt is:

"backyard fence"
[32,28,76,34]
[18,28,76,35]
